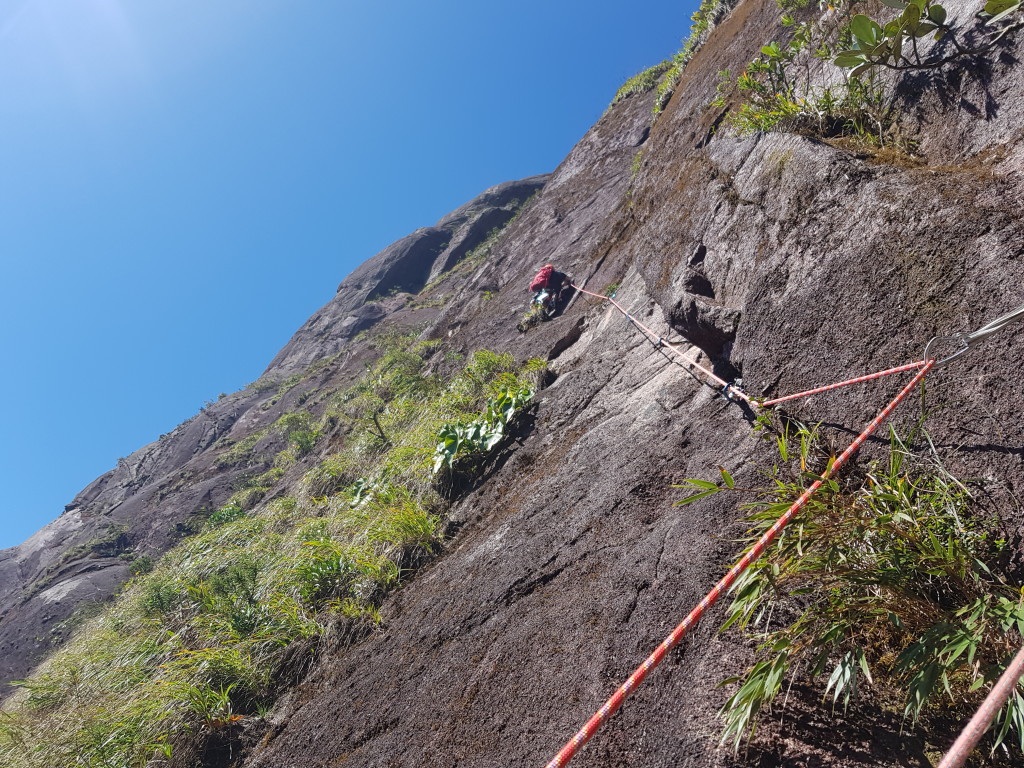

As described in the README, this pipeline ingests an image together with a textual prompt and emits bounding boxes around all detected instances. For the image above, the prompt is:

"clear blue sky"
[0,0,699,549]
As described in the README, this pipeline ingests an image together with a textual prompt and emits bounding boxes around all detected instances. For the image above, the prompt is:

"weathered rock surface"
[239,4,1024,768]
[5,1,1024,766]
[0,178,547,695]
[267,174,550,374]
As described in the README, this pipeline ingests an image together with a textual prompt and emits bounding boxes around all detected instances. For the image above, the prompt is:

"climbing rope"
[570,284,750,402]
[539,294,1024,767]
[573,283,925,407]
[938,644,1024,768]
[544,362,934,768]
[759,360,929,407]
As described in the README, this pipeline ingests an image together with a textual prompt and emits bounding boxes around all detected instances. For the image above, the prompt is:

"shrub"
[274,411,319,455]
[208,503,247,527]
[169,682,240,728]
[715,1,1024,146]
[129,555,154,576]
[611,61,672,106]
[432,383,535,474]
[141,577,183,617]
[678,420,1024,755]
[293,539,398,608]
[834,2,1024,77]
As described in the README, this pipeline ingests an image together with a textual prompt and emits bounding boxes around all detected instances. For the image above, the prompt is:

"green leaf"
[834,51,869,68]
[675,478,719,490]
[850,14,882,45]
[927,4,947,25]
[989,2,1024,24]
[901,3,922,26]
[871,40,893,63]
[858,648,874,685]
[718,466,735,489]
[674,489,720,506]
[985,0,1021,16]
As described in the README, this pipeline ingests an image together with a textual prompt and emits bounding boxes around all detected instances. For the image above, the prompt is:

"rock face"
[5,1,1024,766]
[266,175,549,374]
[0,177,548,694]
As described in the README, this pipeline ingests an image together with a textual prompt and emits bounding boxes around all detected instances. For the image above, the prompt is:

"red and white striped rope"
[759,360,929,406]
[937,644,1024,768]
[543,361,935,768]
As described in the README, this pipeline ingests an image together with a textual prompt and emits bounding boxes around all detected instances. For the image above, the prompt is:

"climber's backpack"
[529,265,554,292]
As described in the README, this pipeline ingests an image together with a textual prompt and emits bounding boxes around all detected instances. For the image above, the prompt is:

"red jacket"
[530,266,566,292]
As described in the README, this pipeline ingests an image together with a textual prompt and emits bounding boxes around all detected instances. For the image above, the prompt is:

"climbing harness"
[541,294,1024,768]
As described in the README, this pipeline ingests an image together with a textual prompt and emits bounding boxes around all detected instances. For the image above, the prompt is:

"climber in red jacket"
[529,264,570,318]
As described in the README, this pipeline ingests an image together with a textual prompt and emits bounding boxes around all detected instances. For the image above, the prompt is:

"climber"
[528,264,571,319]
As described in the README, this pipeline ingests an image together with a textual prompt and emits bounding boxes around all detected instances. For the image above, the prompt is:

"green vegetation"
[611,61,672,106]
[128,555,154,576]
[630,149,644,186]
[713,1,1023,145]
[28,525,134,598]
[714,11,892,141]
[214,430,268,468]
[677,416,1024,757]
[273,411,319,455]
[460,226,505,269]
[246,352,343,410]
[421,192,538,297]
[653,0,739,114]
[432,383,535,475]
[835,1,1024,76]
[516,303,548,333]
[0,331,542,768]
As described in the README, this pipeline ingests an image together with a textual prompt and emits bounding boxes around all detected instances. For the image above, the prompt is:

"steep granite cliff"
[3,1,1024,767]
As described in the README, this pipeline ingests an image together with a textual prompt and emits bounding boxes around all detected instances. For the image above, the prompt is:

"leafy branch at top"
[432,384,535,475]
[835,0,1024,75]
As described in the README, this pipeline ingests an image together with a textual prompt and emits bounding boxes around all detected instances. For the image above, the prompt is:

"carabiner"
[923,333,970,368]
[722,381,744,402]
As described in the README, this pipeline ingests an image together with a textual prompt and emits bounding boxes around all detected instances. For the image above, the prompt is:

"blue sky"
[0,0,699,549]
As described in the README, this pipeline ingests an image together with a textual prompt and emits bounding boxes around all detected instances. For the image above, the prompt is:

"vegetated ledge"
[0,166,560,705]
[0,334,545,768]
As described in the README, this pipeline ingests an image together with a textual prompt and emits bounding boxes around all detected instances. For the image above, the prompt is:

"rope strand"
[760,361,928,406]
[543,361,935,768]
[571,284,745,399]
[937,645,1024,768]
